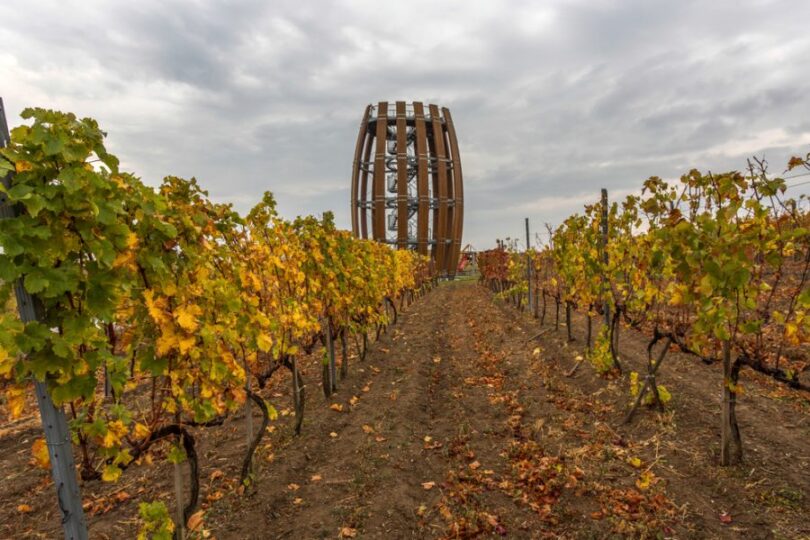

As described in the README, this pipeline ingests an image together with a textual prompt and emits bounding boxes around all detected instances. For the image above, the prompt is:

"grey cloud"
[1,0,809,249]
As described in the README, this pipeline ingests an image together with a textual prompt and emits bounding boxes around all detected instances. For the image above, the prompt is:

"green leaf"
[23,272,49,294]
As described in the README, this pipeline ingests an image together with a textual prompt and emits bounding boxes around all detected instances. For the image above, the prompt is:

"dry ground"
[1,281,808,539]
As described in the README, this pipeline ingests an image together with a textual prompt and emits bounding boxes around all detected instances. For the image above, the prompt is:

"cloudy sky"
[2,0,809,248]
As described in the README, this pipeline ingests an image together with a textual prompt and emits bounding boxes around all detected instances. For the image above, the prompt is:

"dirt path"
[2,282,808,538]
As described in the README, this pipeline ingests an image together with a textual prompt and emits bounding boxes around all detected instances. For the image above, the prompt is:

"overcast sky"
[2,0,809,248]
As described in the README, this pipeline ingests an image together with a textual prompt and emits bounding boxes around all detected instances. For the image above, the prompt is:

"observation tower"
[350,101,464,277]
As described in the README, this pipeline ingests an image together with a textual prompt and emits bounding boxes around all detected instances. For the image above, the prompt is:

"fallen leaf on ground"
[329,432,338,438]
[330,403,344,412]
[293,497,303,505]
[339,527,358,538]
[469,461,481,470]
[206,490,224,502]
[422,481,436,490]
[187,510,204,531]
[311,475,322,482]
[719,512,732,524]
[362,424,374,434]
[287,483,300,491]
[17,504,32,513]
[349,396,359,406]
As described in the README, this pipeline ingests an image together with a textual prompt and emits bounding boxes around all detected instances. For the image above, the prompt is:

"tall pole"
[525,218,532,313]
[0,98,89,540]
[600,189,610,328]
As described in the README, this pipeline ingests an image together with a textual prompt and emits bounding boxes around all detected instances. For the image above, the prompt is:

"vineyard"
[0,107,432,538]
[0,105,809,540]
[478,153,810,467]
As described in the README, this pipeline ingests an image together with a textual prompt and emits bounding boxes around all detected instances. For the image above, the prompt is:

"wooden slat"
[359,125,374,239]
[396,101,408,248]
[372,102,388,240]
[413,102,430,255]
[351,105,371,236]
[428,104,449,275]
[443,107,464,276]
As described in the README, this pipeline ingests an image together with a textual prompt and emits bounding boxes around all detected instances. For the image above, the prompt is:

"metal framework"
[350,101,464,277]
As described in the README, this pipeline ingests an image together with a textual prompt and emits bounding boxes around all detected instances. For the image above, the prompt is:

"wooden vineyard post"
[720,340,743,465]
[0,98,89,540]
[243,357,253,460]
[600,188,610,329]
[322,318,337,397]
[173,455,185,539]
[340,330,348,380]
[525,218,532,313]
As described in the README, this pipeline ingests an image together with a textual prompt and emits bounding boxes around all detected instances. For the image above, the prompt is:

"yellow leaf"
[178,335,196,355]
[257,333,272,353]
[628,457,642,469]
[175,305,200,332]
[17,504,33,513]
[339,527,357,538]
[4,384,26,419]
[102,464,122,482]
[636,470,654,490]
[362,425,374,434]
[31,438,50,470]
[133,422,151,441]
[15,160,33,173]
[144,290,167,323]
[329,403,344,412]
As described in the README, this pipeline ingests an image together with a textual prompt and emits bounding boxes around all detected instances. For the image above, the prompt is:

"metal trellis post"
[0,98,89,540]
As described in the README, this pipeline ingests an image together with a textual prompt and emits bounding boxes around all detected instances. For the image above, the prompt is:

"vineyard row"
[479,153,810,466]
[0,106,434,537]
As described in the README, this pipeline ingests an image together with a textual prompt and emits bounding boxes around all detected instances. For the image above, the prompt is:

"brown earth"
[1,281,808,539]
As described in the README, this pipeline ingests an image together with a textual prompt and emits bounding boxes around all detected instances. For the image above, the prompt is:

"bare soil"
[1,282,808,539]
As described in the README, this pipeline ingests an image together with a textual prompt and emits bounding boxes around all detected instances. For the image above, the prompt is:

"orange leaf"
[187,510,204,531]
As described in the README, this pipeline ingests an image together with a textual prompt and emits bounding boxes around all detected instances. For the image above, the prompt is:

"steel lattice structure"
[350,101,464,277]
